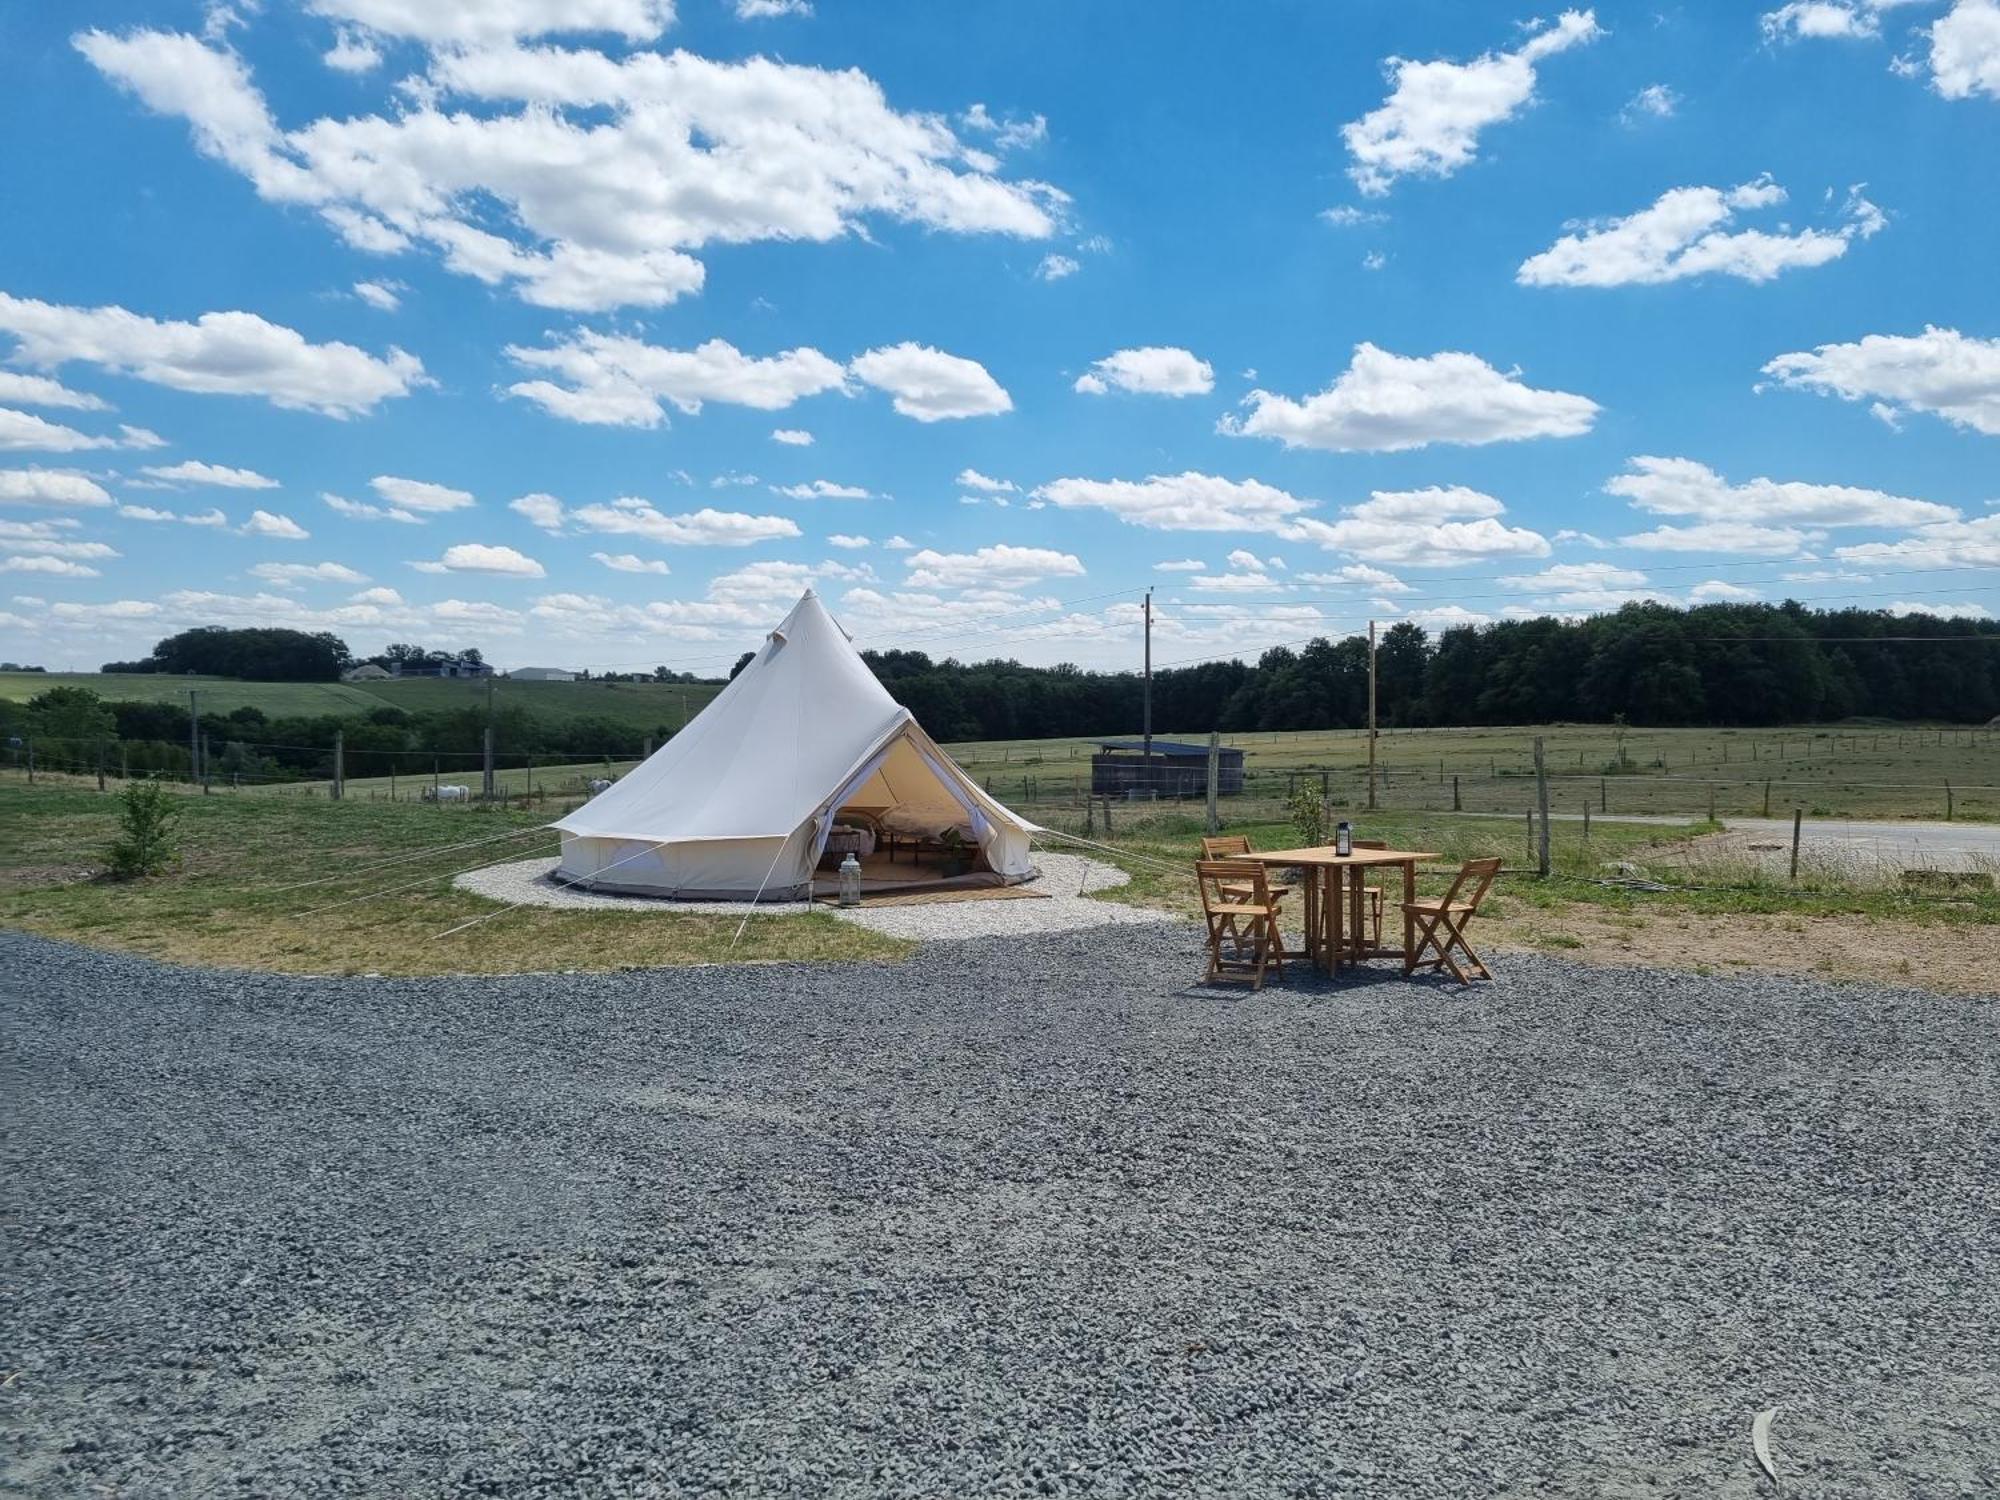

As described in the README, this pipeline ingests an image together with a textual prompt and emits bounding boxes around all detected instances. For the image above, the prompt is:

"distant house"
[389,655,494,679]
[342,663,393,682]
[509,666,576,682]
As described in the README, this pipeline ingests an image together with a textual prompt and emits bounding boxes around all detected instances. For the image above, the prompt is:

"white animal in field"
[426,784,470,802]
[588,778,614,796]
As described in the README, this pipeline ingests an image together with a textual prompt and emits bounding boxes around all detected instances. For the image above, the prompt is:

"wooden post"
[1945,780,1954,821]
[1789,808,1803,882]
[1084,795,1095,837]
[187,688,200,785]
[1582,804,1591,839]
[96,740,106,793]
[332,730,345,801]
[1762,779,1771,817]
[1205,731,1220,835]
[1599,776,1607,813]
[389,765,397,801]
[1366,619,1378,810]
[1451,774,1461,812]
[432,755,440,795]
[642,736,654,759]
[1533,736,1551,877]
[201,735,212,794]
[1102,795,1113,835]
[482,725,496,800]
[25,737,33,783]
[1707,782,1716,823]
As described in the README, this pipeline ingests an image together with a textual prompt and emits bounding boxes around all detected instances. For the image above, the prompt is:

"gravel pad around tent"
[5,930,1996,1499]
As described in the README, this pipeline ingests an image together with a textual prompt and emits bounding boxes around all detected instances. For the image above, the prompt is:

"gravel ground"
[5,929,1997,1499]
[454,850,1178,941]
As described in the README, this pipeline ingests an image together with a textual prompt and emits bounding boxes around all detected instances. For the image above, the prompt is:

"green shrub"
[105,780,179,880]
[1285,786,1327,848]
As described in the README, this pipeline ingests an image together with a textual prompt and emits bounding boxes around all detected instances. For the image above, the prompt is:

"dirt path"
[1483,903,1997,995]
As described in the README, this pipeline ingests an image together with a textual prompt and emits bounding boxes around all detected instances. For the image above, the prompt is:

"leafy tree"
[27,686,116,742]
[104,780,179,880]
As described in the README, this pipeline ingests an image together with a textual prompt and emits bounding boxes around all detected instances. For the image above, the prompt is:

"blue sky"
[1,0,1995,674]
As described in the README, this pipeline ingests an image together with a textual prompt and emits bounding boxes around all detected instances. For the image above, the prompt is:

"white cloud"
[826,533,870,549]
[1886,599,1992,618]
[249,560,367,585]
[960,103,1049,152]
[905,544,1084,589]
[0,409,163,453]
[139,459,279,488]
[1319,205,1387,227]
[1619,83,1680,123]
[1606,455,1957,527]
[324,491,420,524]
[1518,177,1883,288]
[771,427,814,445]
[884,535,914,550]
[371,475,474,513]
[1620,521,1818,554]
[1761,326,2000,436]
[1502,561,1650,591]
[956,468,1016,493]
[1035,471,1313,533]
[0,373,110,411]
[592,551,670,574]
[568,497,801,547]
[1153,558,1205,572]
[352,279,402,311]
[1221,343,1598,452]
[306,0,677,45]
[351,586,402,605]
[1342,9,1603,196]
[1310,563,1413,592]
[1188,568,1281,593]
[1553,528,1611,548]
[1761,0,1928,43]
[509,492,567,531]
[0,554,99,577]
[737,0,813,17]
[1284,486,1551,566]
[1073,346,1215,397]
[0,292,424,417]
[1929,0,2000,99]
[1835,512,2000,568]
[772,479,872,500]
[119,503,227,526]
[1361,251,1388,272]
[1689,579,1761,601]
[0,469,113,507]
[411,542,545,578]
[323,28,382,73]
[1036,254,1080,281]
[507,331,849,427]
[849,343,1012,421]
[242,509,309,539]
[80,27,1061,314]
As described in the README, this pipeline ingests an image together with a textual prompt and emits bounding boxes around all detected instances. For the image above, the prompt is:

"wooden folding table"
[1243,845,1440,975]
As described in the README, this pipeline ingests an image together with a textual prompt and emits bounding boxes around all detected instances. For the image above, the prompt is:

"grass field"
[0,780,903,975]
[0,670,723,738]
[943,722,2000,822]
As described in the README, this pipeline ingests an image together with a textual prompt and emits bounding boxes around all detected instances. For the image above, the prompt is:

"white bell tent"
[552,590,1038,899]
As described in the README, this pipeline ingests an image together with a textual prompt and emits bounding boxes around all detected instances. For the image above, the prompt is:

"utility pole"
[187,689,201,786]
[483,674,497,800]
[1366,619,1378,811]
[1141,589,1153,793]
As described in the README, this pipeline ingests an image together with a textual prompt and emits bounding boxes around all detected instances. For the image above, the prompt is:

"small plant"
[105,779,179,880]
[1285,786,1327,848]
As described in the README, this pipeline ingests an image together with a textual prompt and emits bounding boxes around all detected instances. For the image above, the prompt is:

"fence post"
[1084,796,1095,837]
[1451,774,1461,812]
[1533,736,1551,877]
[1762,780,1771,818]
[201,735,211,795]
[1582,804,1591,839]
[642,736,653,759]
[332,730,345,801]
[1205,731,1220,835]
[482,726,496,800]
[25,738,32,783]
[1945,780,1954,821]
[1599,776,1606,813]
[1102,795,1113,835]
[96,740,106,793]
[1706,782,1716,823]
[1789,808,1802,882]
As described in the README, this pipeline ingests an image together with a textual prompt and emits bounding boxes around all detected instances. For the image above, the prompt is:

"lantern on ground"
[838,852,862,906]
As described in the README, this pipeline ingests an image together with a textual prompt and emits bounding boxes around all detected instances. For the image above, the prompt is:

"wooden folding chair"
[1201,835,1290,908]
[1403,857,1501,983]
[1196,860,1288,990]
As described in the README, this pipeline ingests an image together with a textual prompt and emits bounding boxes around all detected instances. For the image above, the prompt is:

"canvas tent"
[552,590,1039,899]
